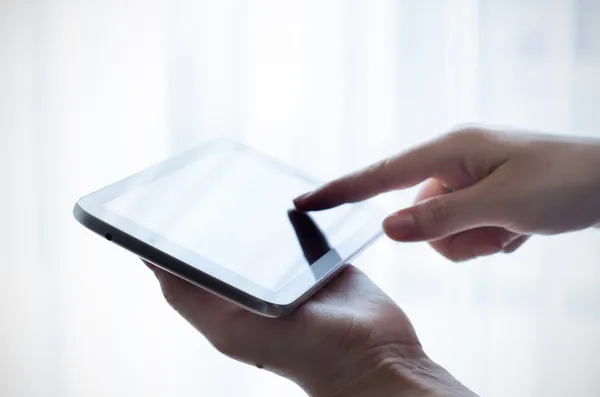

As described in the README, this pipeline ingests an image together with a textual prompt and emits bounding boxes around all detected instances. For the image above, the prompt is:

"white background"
[1,1,600,396]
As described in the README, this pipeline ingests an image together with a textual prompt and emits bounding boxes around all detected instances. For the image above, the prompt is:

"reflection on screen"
[105,147,370,291]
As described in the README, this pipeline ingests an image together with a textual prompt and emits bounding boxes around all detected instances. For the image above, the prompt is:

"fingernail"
[383,212,418,240]
[503,236,528,254]
[293,192,311,205]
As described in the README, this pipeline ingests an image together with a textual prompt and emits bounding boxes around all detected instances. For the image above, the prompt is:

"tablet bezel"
[73,139,383,317]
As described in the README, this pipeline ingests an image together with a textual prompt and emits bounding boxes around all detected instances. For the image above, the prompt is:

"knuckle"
[427,196,451,224]
[419,196,452,238]
[161,290,179,308]
[446,124,508,147]
[366,158,390,175]
[160,283,184,309]
[211,329,249,360]
[212,339,236,358]
[365,158,395,189]
[446,124,487,143]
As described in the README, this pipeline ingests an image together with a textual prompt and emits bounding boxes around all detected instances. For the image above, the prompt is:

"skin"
[295,125,600,261]
[147,263,475,397]
[146,125,600,396]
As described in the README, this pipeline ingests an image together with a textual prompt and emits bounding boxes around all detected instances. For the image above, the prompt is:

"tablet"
[73,139,383,317]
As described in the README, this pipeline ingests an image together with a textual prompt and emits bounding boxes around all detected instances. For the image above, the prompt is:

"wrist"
[294,344,476,397]
[592,141,600,226]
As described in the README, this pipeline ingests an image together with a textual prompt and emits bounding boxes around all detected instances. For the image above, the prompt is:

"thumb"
[383,185,498,242]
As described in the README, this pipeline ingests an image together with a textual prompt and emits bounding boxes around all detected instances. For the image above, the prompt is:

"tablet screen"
[104,145,374,292]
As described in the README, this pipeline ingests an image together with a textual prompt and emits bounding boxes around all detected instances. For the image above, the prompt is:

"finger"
[403,179,519,259]
[502,235,530,253]
[144,261,237,332]
[429,227,521,262]
[294,128,507,211]
[294,138,450,211]
[146,261,290,367]
[383,176,503,242]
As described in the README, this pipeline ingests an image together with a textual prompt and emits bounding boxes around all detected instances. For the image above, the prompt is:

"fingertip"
[292,193,311,210]
[293,194,336,211]
[383,211,423,242]
[502,235,530,253]
[293,191,310,201]
[382,217,399,240]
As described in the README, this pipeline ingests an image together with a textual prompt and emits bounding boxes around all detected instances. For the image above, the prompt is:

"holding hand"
[295,125,600,261]
[146,263,475,397]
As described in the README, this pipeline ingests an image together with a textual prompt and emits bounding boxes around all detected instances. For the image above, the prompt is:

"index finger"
[293,137,459,211]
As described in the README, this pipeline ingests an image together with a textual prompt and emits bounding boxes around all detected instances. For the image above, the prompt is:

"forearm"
[592,140,600,228]
[296,346,477,397]
[330,358,477,397]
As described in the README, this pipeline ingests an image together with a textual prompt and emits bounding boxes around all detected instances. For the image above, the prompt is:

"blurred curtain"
[1,1,600,396]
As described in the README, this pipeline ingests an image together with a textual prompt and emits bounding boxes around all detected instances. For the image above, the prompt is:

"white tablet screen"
[105,146,372,291]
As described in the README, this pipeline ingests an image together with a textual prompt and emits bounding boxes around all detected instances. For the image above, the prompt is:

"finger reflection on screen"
[287,209,333,264]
